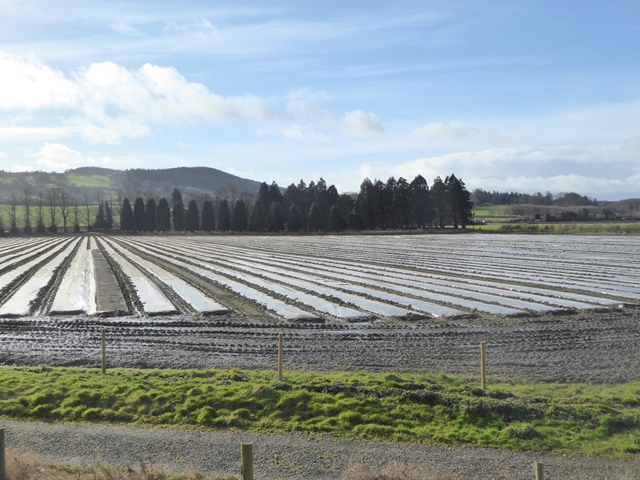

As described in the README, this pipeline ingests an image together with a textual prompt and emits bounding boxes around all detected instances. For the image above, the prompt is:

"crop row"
[0,234,637,321]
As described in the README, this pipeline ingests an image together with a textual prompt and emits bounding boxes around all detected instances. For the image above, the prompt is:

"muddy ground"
[0,306,638,384]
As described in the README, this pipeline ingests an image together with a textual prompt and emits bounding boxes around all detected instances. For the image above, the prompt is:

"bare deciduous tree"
[72,196,80,232]
[7,192,19,234]
[35,191,45,233]
[57,188,71,233]
[47,189,59,233]
[83,194,92,232]
[22,187,33,232]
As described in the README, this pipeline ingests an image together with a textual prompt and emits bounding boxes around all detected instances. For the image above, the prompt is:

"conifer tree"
[93,203,106,230]
[231,199,248,231]
[186,200,199,232]
[133,197,145,232]
[120,198,133,231]
[173,200,185,232]
[269,202,284,232]
[249,203,264,232]
[409,175,433,228]
[105,202,113,230]
[200,200,215,232]
[307,203,322,232]
[156,198,171,232]
[287,204,303,232]
[143,198,156,232]
[217,200,231,231]
[329,205,346,232]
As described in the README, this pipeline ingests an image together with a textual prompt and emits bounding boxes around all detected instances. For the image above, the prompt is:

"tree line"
[1,173,473,235]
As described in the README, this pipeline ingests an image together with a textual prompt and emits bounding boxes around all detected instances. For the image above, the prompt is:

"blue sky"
[0,0,639,199]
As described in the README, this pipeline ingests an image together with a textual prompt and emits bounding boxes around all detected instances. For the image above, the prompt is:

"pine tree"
[120,198,133,231]
[93,203,106,230]
[347,211,365,230]
[392,177,411,229]
[329,205,346,232]
[287,204,303,232]
[409,175,433,228]
[156,198,171,232]
[171,188,183,208]
[249,203,265,232]
[269,202,284,232]
[143,198,156,232]
[173,200,185,232]
[431,176,447,228]
[201,200,216,232]
[105,202,113,230]
[307,203,322,232]
[186,200,199,232]
[133,197,145,232]
[217,200,231,231]
[446,174,473,228]
[231,199,248,231]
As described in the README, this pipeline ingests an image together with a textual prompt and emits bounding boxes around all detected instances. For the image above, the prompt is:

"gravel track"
[3,419,639,479]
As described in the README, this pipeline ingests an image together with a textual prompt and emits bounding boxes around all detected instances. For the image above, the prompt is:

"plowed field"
[0,234,638,382]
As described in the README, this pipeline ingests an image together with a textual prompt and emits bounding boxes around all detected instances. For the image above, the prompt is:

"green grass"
[473,205,512,217]
[67,175,112,188]
[1,366,640,457]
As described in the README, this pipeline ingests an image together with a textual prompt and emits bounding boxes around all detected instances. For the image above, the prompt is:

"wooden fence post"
[101,328,106,374]
[278,333,283,381]
[241,442,253,480]
[0,428,6,480]
[534,461,544,480]
[480,341,486,390]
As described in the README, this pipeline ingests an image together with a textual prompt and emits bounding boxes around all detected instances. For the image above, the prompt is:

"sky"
[0,0,639,199]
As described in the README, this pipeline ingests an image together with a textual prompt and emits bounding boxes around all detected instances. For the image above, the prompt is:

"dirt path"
[3,419,639,479]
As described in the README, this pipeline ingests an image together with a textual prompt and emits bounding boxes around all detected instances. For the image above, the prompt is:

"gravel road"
[3,419,639,479]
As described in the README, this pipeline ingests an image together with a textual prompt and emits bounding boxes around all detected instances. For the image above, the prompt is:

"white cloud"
[35,142,83,165]
[413,121,480,139]
[0,52,277,143]
[476,173,640,196]
[0,127,74,141]
[0,53,78,109]
[334,110,385,135]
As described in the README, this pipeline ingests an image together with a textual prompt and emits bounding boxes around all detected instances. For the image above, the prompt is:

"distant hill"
[0,166,263,201]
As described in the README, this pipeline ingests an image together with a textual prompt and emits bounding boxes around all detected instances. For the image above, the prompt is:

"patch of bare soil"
[0,306,638,384]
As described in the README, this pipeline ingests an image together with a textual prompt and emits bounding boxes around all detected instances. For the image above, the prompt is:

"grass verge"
[1,366,639,457]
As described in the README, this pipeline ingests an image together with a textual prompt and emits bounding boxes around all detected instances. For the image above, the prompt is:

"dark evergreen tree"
[249,203,265,232]
[307,202,322,231]
[105,202,113,230]
[431,176,447,228]
[93,203,106,230]
[446,174,473,228]
[156,198,171,232]
[409,175,432,228]
[173,200,185,232]
[269,202,285,232]
[120,198,133,231]
[392,177,411,229]
[329,205,346,232]
[231,199,248,231]
[186,199,199,232]
[217,200,231,231]
[201,200,216,232]
[287,204,303,232]
[354,178,376,229]
[133,197,145,232]
[347,211,365,231]
[336,194,355,217]
[171,188,183,208]
[143,198,156,232]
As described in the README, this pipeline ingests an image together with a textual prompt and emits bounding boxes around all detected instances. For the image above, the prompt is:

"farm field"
[0,233,638,383]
